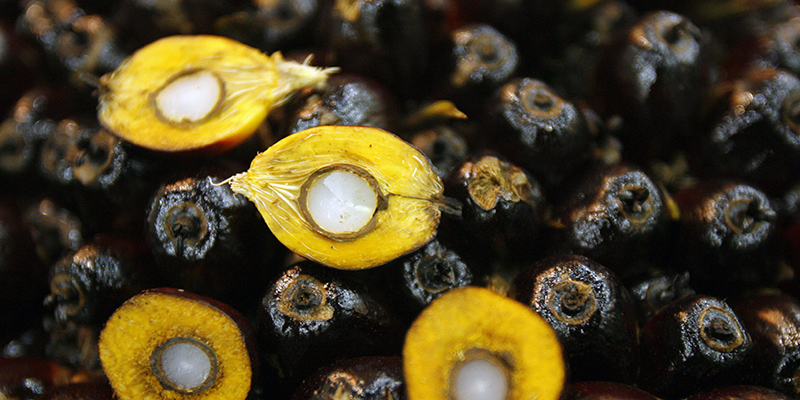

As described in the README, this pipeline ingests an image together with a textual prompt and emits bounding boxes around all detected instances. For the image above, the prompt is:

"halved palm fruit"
[227,125,445,269]
[404,286,565,400]
[98,288,256,400]
[98,35,335,152]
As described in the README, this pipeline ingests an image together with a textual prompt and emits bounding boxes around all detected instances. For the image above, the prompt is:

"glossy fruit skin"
[561,381,659,400]
[0,87,61,179]
[439,153,546,264]
[279,73,396,138]
[44,234,151,326]
[511,254,639,383]
[482,77,593,189]
[638,295,753,399]
[317,0,430,100]
[373,238,475,319]
[729,291,800,397]
[629,271,695,326]
[543,0,638,102]
[673,180,780,294]
[592,11,717,163]
[25,198,84,268]
[146,166,277,310]
[214,0,321,53]
[432,23,519,116]
[548,163,669,280]
[683,385,793,400]
[290,357,404,400]
[407,122,471,179]
[689,68,800,195]
[18,0,126,88]
[257,261,404,390]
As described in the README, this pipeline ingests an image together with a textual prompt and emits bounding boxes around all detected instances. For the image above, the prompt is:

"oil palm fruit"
[403,286,565,400]
[227,125,447,269]
[97,35,336,152]
[98,288,257,400]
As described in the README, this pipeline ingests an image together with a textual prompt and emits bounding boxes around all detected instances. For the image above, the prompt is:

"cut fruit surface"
[98,35,335,152]
[228,125,445,269]
[98,288,255,400]
[403,286,565,400]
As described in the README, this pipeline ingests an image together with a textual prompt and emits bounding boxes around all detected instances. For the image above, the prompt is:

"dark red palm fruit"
[629,271,695,326]
[2,324,49,359]
[24,198,84,268]
[53,120,163,205]
[430,23,519,117]
[40,234,152,369]
[481,77,593,190]
[543,0,638,102]
[511,254,639,384]
[562,381,659,400]
[408,122,470,179]
[316,0,431,100]
[257,260,405,392]
[548,163,669,280]
[753,16,800,77]
[0,198,48,339]
[450,0,563,64]
[688,68,800,195]
[213,0,322,53]
[291,357,404,400]
[0,88,53,177]
[672,180,781,295]
[278,73,396,138]
[0,21,41,116]
[367,238,476,321]
[107,0,240,52]
[36,117,165,235]
[591,11,717,164]
[0,357,72,400]
[438,153,546,266]
[638,295,753,399]
[18,0,127,88]
[729,291,800,397]
[146,166,279,312]
[37,380,115,400]
[43,234,153,327]
[683,385,793,400]
[683,0,795,47]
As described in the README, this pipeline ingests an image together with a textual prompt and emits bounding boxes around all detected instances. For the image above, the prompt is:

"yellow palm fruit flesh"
[404,286,565,400]
[99,288,256,400]
[98,35,336,152]
[227,125,445,270]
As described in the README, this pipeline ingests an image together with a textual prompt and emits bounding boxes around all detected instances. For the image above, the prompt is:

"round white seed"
[154,70,223,125]
[453,358,509,400]
[159,341,213,391]
[305,169,378,235]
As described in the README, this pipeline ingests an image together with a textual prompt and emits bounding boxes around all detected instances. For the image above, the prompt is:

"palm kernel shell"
[98,35,274,152]
[98,288,255,400]
[403,286,565,400]
[231,125,443,270]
